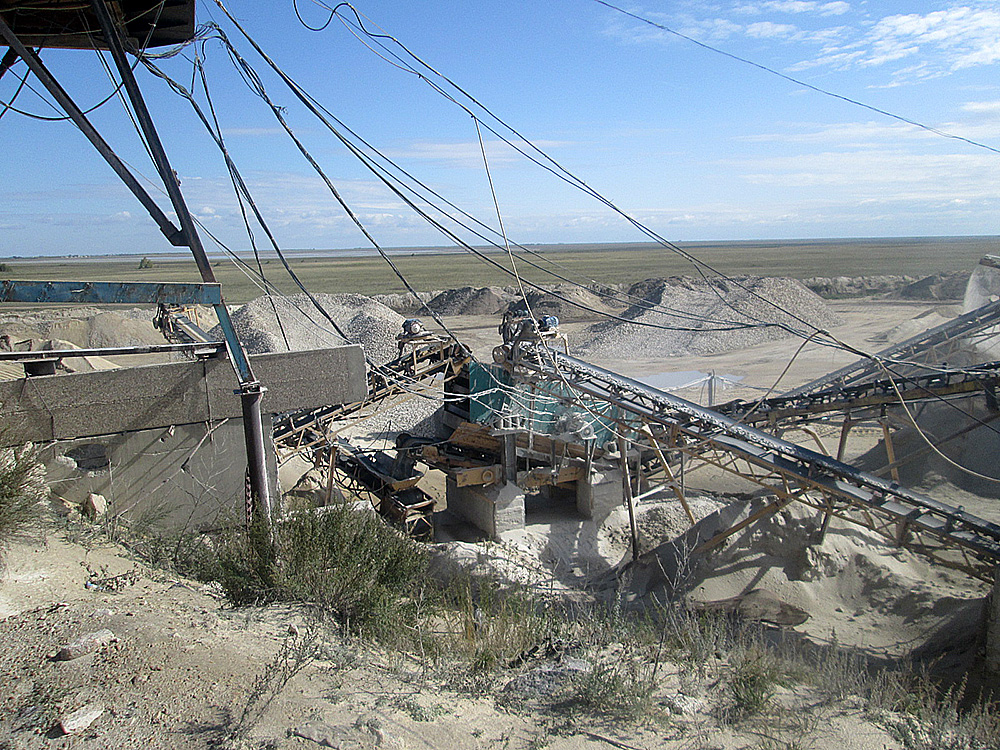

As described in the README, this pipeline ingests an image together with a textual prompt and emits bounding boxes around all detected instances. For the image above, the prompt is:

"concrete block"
[0,345,366,444]
[576,469,623,524]
[447,478,525,540]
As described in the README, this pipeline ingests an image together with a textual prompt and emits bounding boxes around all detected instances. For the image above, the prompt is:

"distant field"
[3,236,996,305]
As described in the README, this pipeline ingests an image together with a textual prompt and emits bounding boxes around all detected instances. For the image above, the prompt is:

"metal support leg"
[0,19,184,245]
[87,0,272,520]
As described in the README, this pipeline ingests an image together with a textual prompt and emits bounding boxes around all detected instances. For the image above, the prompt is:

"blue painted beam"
[0,280,222,306]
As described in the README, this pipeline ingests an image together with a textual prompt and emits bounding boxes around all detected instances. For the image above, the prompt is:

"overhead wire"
[193,51,290,350]
[322,3,818,339]
[198,2,1000,461]
[205,16,769,335]
[592,0,1000,158]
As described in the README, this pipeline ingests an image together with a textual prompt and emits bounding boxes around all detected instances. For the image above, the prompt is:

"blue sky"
[2,0,1000,256]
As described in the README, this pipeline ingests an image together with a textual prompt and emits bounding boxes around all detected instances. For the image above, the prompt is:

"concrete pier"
[576,468,623,524]
[446,478,525,540]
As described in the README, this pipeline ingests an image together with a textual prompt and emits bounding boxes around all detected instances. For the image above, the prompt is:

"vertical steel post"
[618,435,640,563]
[88,0,271,522]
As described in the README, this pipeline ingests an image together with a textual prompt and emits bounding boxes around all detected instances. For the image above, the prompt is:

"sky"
[2,0,1000,257]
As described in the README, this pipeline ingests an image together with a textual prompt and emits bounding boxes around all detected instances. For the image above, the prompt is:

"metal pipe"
[0,19,184,245]
[88,0,271,520]
[240,384,271,526]
[0,342,224,361]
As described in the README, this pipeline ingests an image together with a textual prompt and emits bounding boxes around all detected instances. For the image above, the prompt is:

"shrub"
[215,504,427,639]
[0,442,46,558]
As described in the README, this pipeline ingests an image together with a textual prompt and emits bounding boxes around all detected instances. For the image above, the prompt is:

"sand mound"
[0,309,162,350]
[86,311,165,348]
[866,308,954,344]
[632,499,987,654]
[217,293,405,365]
[426,286,510,316]
[854,400,1000,507]
[578,275,840,359]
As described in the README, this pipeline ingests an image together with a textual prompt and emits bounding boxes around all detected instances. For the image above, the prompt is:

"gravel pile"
[896,271,970,301]
[803,275,916,298]
[426,286,511,316]
[214,293,406,366]
[371,291,436,315]
[521,284,624,320]
[578,275,840,359]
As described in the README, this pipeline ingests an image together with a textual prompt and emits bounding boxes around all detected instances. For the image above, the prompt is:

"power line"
[592,0,1000,157]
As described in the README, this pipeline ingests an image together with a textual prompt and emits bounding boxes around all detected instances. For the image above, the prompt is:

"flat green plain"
[3,236,997,305]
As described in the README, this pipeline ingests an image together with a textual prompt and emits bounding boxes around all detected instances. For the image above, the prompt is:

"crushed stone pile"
[215,293,405,366]
[577,275,840,359]
[803,275,916,298]
[370,291,436,315]
[521,284,624,320]
[426,286,511,316]
[896,271,970,301]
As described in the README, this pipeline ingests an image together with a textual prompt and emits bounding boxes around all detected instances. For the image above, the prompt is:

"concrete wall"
[0,346,366,444]
[0,346,366,530]
[43,418,277,533]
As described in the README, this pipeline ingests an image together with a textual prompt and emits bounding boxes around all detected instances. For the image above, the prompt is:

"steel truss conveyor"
[518,349,1000,581]
[716,360,1000,427]
[273,339,469,454]
[784,298,1000,397]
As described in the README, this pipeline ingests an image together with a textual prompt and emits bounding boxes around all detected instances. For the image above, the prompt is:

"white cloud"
[746,21,798,38]
[736,1,850,15]
[765,1,850,15]
[963,100,1000,114]
[795,6,1000,78]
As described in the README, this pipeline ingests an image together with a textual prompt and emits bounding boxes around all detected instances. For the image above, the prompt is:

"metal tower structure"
[0,0,272,523]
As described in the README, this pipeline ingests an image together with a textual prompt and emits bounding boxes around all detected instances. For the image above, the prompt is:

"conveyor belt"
[784,299,1000,397]
[518,348,1000,580]
[273,340,468,452]
[716,361,1000,426]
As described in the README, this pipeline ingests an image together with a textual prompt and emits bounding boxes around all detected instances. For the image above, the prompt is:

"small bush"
[0,262,11,273]
[441,579,559,675]
[137,256,154,269]
[215,504,427,639]
[0,442,46,556]
[724,645,782,719]
[574,651,657,720]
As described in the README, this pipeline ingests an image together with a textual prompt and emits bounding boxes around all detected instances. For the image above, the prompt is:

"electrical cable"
[592,0,1000,158]
[193,52,290,350]
[320,3,834,344]
[139,53,351,343]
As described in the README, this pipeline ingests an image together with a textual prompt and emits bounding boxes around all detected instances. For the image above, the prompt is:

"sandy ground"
[1,295,996,748]
[0,525,907,750]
